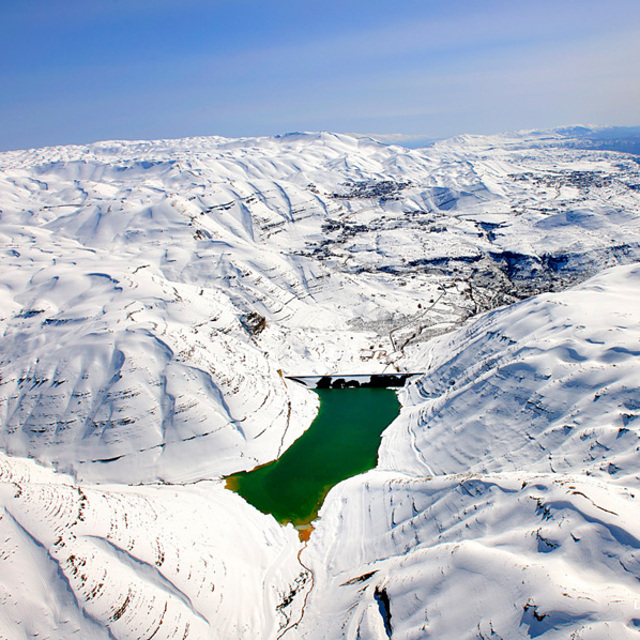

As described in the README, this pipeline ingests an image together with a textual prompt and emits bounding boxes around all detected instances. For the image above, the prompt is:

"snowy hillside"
[1,128,640,482]
[0,127,640,638]
[0,452,306,639]
[300,262,640,639]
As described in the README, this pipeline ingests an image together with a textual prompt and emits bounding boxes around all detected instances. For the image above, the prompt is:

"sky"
[1,0,639,150]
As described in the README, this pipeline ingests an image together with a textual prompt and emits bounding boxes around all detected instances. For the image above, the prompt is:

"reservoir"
[226,387,400,531]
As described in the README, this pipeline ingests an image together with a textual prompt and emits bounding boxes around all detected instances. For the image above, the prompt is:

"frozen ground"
[0,127,639,638]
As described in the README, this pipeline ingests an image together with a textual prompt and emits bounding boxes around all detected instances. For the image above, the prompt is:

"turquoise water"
[226,388,400,527]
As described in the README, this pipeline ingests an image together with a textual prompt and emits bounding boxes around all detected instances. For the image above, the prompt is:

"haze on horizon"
[1,0,639,151]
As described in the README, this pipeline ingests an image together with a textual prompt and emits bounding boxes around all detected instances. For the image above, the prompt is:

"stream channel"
[226,388,400,536]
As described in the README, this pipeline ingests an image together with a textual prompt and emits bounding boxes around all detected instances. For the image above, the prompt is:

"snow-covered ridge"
[299,263,640,639]
[1,128,639,483]
[0,452,306,639]
[2,263,639,639]
[381,262,640,479]
[429,124,640,154]
[1,127,640,638]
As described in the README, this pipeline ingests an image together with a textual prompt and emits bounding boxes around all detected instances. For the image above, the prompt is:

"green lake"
[226,388,400,530]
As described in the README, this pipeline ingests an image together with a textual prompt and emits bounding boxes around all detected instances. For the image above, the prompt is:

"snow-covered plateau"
[0,127,639,638]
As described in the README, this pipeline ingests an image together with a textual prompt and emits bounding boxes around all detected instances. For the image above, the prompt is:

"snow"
[298,263,640,639]
[380,263,640,479]
[0,126,640,638]
[0,453,306,639]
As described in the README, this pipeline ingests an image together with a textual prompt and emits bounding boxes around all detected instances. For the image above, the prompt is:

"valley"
[0,126,639,638]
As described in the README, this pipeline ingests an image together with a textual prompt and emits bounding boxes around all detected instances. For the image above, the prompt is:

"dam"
[285,372,420,389]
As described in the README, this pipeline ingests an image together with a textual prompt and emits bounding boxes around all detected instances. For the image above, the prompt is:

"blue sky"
[1,0,639,150]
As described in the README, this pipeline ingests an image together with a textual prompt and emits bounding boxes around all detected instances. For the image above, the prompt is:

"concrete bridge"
[285,373,421,389]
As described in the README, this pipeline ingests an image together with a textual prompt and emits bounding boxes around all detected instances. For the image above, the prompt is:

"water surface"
[226,388,399,527]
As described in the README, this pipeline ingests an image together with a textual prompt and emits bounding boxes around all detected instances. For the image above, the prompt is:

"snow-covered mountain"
[0,127,639,638]
[302,262,640,639]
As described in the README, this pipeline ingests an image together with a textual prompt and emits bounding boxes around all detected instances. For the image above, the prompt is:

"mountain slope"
[299,263,640,640]
[0,452,306,640]
[0,127,640,638]
[2,263,638,640]
[1,130,639,482]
